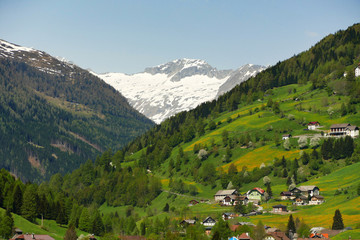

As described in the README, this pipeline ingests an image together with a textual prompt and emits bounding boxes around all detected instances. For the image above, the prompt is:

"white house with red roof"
[246,187,265,202]
[308,121,320,130]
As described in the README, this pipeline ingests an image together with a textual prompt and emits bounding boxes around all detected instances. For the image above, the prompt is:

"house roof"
[311,195,324,200]
[203,216,216,223]
[238,233,253,240]
[267,232,290,240]
[308,121,320,125]
[280,191,292,196]
[347,125,359,130]
[298,186,318,192]
[330,123,350,129]
[180,219,196,224]
[11,235,55,240]
[214,189,237,196]
[249,187,265,194]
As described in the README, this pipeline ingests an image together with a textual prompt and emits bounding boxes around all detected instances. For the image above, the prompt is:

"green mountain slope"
[0,40,154,182]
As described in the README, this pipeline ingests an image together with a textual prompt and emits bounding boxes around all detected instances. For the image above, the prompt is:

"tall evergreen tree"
[21,185,37,222]
[286,214,296,237]
[78,208,91,232]
[12,184,23,215]
[91,210,104,236]
[332,209,344,230]
[64,224,77,240]
[0,209,14,239]
[254,221,265,240]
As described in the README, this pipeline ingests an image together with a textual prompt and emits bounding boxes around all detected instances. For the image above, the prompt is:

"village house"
[264,231,290,240]
[180,219,196,226]
[329,123,359,137]
[308,121,320,130]
[272,204,288,213]
[214,189,238,202]
[280,191,294,200]
[294,195,308,206]
[222,195,236,205]
[247,187,265,203]
[202,216,216,227]
[282,134,292,140]
[291,186,319,197]
[222,212,237,220]
[309,195,325,205]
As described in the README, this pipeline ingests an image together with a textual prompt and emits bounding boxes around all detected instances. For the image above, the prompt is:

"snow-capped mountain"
[0,39,77,76]
[95,59,265,124]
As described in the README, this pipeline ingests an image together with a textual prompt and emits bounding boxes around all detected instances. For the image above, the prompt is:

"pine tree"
[332,209,344,230]
[12,184,23,215]
[0,209,14,239]
[91,210,104,236]
[21,185,37,222]
[254,220,265,240]
[286,214,296,237]
[64,224,78,240]
[78,208,91,232]
[266,184,273,199]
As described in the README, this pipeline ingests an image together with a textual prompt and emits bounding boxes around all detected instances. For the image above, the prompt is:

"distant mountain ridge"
[95,59,265,123]
[0,39,154,182]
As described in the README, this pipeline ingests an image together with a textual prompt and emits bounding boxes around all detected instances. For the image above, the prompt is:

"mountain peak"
[145,58,228,82]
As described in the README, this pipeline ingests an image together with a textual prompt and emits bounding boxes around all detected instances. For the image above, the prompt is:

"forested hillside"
[120,23,360,170]
[0,40,154,182]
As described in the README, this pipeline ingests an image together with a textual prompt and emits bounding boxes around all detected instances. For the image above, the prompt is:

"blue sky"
[0,0,359,74]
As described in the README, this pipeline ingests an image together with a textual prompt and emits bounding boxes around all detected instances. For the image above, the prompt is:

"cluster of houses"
[308,122,359,138]
[181,218,339,240]
[282,122,359,141]
[214,187,265,206]
[281,185,325,206]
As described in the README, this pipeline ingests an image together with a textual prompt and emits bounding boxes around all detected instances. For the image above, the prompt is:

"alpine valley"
[0,24,360,240]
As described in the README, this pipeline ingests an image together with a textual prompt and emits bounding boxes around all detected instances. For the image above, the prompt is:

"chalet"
[202,216,216,227]
[280,191,293,200]
[264,231,290,240]
[222,212,237,220]
[10,234,55,240]
[214,189,238,202]
[291,186,319,197]
[247,187,265,201]
[329,123,359,137]
[272,204,287,213]
[189,199,199,205]
[294,195,308,205]
[238,195,249,205]
[282,134,292,140]
[308,121,320,130]
[309,195,325,205]
[222,195,237,205]
[180,219,196,226]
